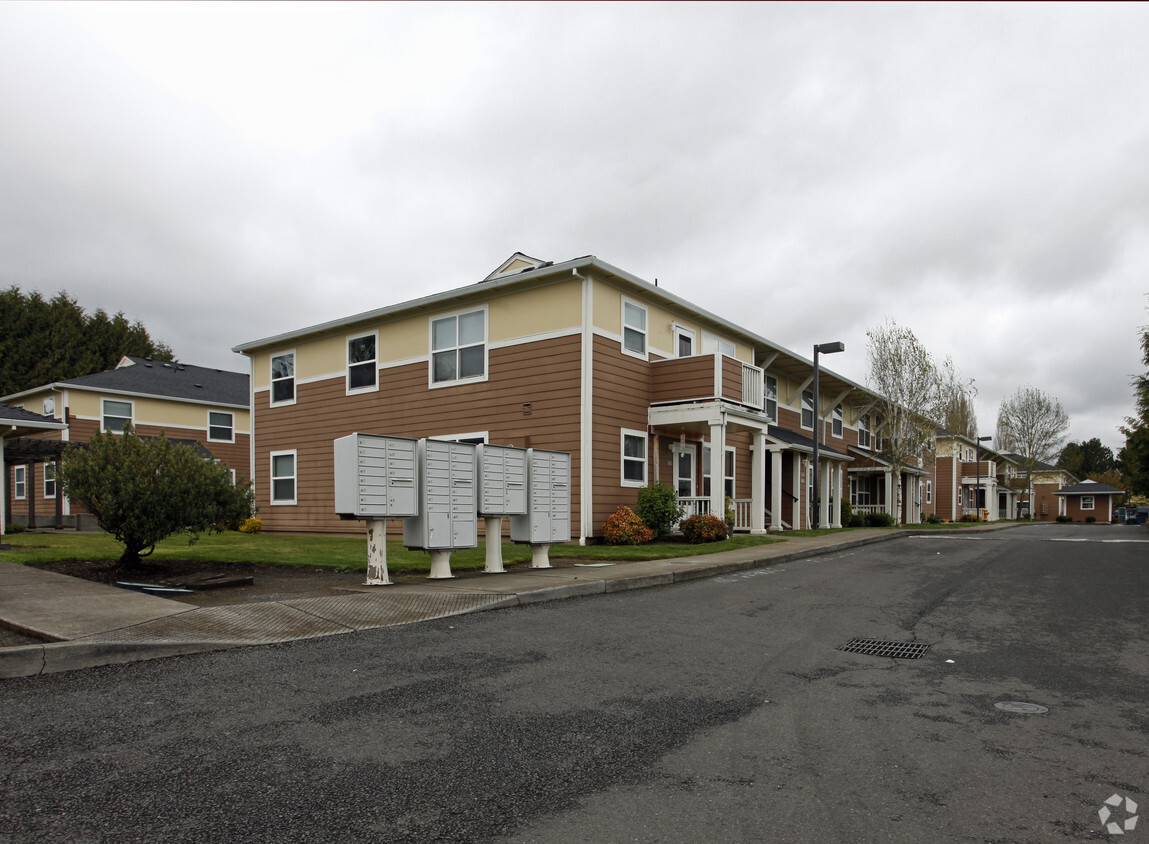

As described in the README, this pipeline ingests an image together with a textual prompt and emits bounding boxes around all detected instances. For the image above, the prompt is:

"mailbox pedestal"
[475,444,528,574]
[510,449,572,568]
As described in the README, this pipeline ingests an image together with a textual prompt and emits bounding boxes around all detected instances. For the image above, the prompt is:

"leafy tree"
[995,385,1070,506]
[1119,306,1149,495]
[865,319,972,524]
[59,426,254,566]
[0,286,173,396]
[937,358,979,438]
[1057,438,1115,479]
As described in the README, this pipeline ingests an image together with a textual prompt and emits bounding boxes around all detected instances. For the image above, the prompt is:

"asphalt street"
[1,524,1146,843]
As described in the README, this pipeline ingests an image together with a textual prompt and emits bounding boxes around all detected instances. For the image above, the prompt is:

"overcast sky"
[3,2,1147,455]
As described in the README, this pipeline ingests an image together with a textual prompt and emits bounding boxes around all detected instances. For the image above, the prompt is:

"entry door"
[674,444,696,499]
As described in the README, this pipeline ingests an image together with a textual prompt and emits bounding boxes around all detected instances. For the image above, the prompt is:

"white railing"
[852,504,883,515]
[676,496,754,531]
[734,499,752,530]
[741,362,763,409]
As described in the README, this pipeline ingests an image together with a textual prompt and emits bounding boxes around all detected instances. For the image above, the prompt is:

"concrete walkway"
[0,526,1020,679]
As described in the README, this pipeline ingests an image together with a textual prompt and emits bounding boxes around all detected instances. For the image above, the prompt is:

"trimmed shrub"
[959,513,979,523]
[1085,516,1096,523]
[681,513,728,543]
[636,482,684,539]
[603,506,654,545]
[840,500,853,529]
[238,517,263,534]
[849,513,867,527]
[926,513,944,524]
[1055,514,1072,523]
[865,511,895,528]
[5,523,26,534]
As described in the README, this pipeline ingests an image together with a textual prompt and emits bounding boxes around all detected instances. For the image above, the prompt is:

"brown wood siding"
[649,356,714,404]
[253,334,582,534]
[720,356,742,403]
[590,334,653,532]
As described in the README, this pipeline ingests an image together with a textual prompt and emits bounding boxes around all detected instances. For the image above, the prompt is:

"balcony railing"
[675,496,754,531]
[650,354,765,413]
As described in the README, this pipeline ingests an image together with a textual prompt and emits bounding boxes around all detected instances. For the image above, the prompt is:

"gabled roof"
[2,356,249,408]
[1053,480,1125,496]
[0,404,67,440]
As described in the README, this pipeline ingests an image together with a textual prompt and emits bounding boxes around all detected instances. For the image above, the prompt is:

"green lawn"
[0,530,787,574]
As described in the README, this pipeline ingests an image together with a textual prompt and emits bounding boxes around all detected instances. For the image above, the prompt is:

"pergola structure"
[1,405,68,544]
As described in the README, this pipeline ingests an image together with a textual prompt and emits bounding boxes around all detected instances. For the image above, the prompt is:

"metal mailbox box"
[403,439,478,550]
[475,443,528,516]
[333,434,418,519]
[510,449,571,544]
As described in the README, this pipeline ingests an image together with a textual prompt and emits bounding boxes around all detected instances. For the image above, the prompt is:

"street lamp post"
[812,341,845,530]
[975,435,992,521]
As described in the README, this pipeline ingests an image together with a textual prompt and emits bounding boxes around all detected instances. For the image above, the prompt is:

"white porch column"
[885,470,894,521]
[0,436,6,540]
[793,453,803,529]
[819,458,830,528]
[831,462,843,528]
[709,417,726,523]
[750,431,767,535]
[770,448,783,531]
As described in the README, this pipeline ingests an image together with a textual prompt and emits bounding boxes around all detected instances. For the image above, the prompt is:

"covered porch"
[847,450,927,525]
[1,407,69,544]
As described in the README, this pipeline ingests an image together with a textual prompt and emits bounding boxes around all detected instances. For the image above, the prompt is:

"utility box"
[403,439,478,550]
[476,444,528,516]
[333,434,418,519]
[510,449,572,544]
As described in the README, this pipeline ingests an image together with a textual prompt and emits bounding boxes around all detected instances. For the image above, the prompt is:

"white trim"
[269,449,297,505]
[428,304,489,389]
[488,326,581,349]
[101,398,134,433]
[346,329,380,396]
[579,270,594,545]
[621,297,648,360]
[621,428,648,488]
[270,350,297,408]
[724,445,736,501]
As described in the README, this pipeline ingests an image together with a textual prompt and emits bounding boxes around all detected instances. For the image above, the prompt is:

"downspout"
[1,434,6,540]
[574,268,593,545]
[247,354,256,510]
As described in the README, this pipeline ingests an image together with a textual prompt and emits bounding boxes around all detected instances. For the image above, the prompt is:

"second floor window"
[271,352,295,405]
[209,411,234,442]
[623,301,647,357]
[832,404,843,438]
[432,310,485,384]
[858,414,871,449]
[102,399,132,433]
[764,375,778,422]
[801,390,814,430]
[347,333,377,391]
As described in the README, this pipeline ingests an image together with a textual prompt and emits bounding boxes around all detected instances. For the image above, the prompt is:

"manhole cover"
[839,638,929,659]
[994,701,1049,714]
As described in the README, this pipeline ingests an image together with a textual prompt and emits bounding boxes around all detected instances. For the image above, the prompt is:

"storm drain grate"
[839,638,930,659]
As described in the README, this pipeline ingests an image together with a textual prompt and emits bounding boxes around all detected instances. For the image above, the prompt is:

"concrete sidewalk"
[0,526,1017,679]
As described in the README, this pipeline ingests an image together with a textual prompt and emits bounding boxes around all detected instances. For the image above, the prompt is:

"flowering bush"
[238,517,263,534]
[681,513,728,543]
[602,506,654,545]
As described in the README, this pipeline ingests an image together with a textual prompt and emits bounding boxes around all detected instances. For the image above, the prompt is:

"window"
[724,447,736,499]
[832,404,843,438]
[957,488,963,507]
[702,333,736,357]
[621,429,647,487]
[763,375,778,422]
[674,325,695,358]
[431,309,486,384]
[208,411,234,442]
[622,300,647,358]
[43,396,55,416]
[13,466,26,500]
[858,414,871,449]
[44,462,57,499]
[801,390,815,430]
[347,332,378,392]
[271,352,295,405]
[270,451,297,505]
[926,480,933,504]
[1081,496,1094,511]
[102,399,132,433]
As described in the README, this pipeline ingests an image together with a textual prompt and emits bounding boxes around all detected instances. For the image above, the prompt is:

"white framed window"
[724,446,736,499]
[622,299,647,358]
[957,488,963,507]
[13,465,26,500]
[621,428,648,487]
[432,431,488,444]
[673,324,696,358]
[801,390,815,430]
[44,462,57,499]
[431,308,487,385]
[270,450,297,505]
[701,332,736,357]
[102,399,133,433]
[347,331,378,393]
[832,404,843,438]
[43,396,55,416]
[858,414,871,449]
[270,351,296,406]
[764,375,778,423]
[1081,495,1094,511]
[208,411,235,443]
[926,480,933,504]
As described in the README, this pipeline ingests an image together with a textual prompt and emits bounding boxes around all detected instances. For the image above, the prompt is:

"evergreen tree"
[0,286,173,396]
[1118,307,1149,496]
[1057,438,1115,479]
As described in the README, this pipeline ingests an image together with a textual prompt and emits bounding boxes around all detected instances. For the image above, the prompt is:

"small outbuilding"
[1052,479,1125,522]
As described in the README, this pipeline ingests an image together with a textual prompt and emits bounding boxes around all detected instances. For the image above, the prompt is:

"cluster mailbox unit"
[333,433,419,584]
[334,434,571,582]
